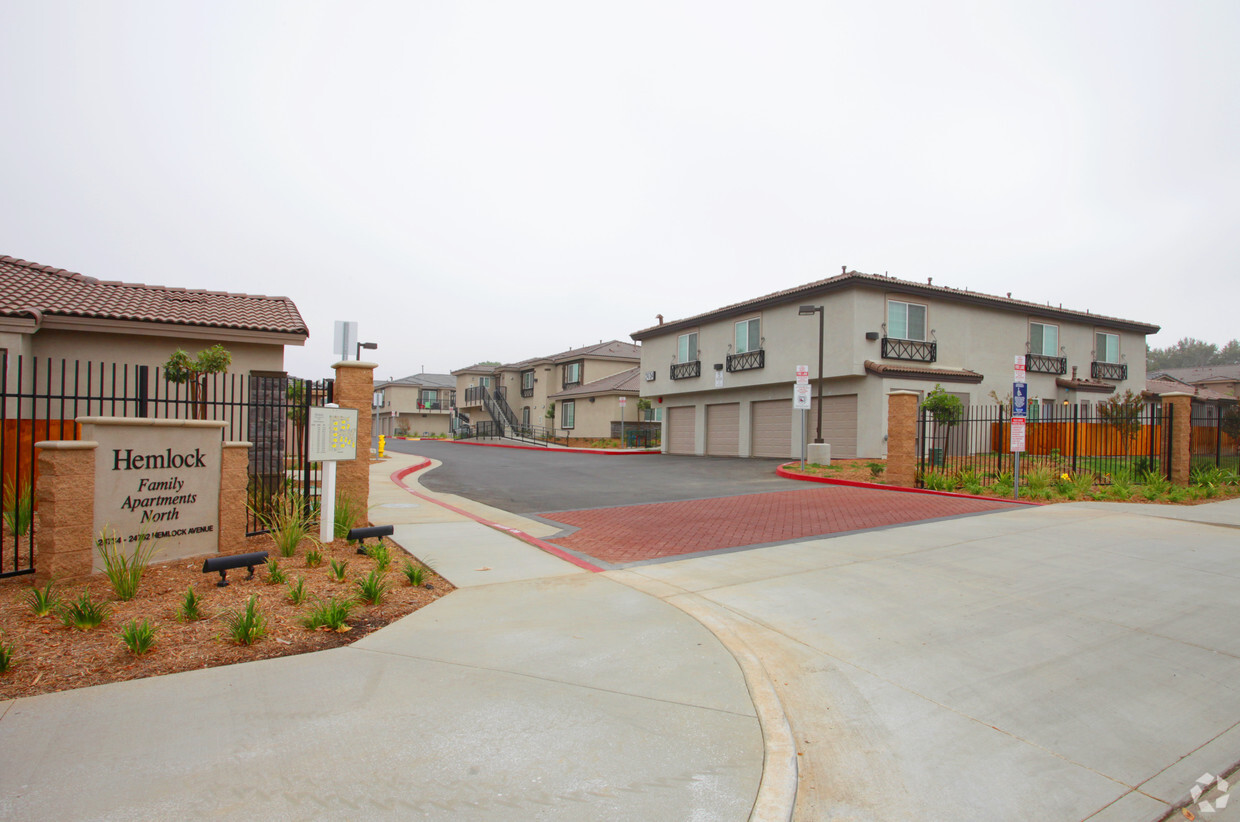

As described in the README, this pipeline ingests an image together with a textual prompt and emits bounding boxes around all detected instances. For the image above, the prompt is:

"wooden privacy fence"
[989,420,1165,457]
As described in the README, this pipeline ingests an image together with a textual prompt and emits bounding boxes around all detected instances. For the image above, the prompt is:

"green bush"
[301,597,355,631]
[97,527,159,601]
[255,493,316,557]
[364,541,392,573]
[25,581,60,617]
[118,619,158,656]
[401,560,426,587]
[355,569,391,606]
[223,596,267,645]
[264,558,287,585]
[286,576,308,605]
[59,592,111,631]
[0,637,14,673]
[179,586,203,622]
[328,559,348,582]
[334,493,365,540]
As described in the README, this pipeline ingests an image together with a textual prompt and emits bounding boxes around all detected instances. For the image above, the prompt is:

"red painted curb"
[442,440,663,455]
[775,463,1041,506]
[388,462,606,572]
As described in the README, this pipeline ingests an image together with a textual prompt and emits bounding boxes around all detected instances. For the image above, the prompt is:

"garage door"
[810,394,859,458]
[666,406,696,455]
[706,403,740,456]
[752,399,793,458]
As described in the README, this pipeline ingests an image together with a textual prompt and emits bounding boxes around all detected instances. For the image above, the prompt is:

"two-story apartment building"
[453,341,641,438]
[372,373,456,437]
[631,269,1159,459]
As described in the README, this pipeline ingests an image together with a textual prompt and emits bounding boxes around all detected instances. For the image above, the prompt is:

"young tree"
[921,384,963,465]
[164,344,232,420]
[1097,389,1145,455]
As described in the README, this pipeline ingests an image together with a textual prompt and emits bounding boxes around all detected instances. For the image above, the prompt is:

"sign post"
[309,404,359,542]
[794,365,811,469]
[1011,356,1027,499]
[619,396,627,448]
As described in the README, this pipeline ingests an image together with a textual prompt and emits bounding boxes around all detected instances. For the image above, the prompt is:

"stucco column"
[33,440,98,583]
[886,391,920,488]
[219,441,252,555]
[332,361,376,515]
[1160,392,1193,486]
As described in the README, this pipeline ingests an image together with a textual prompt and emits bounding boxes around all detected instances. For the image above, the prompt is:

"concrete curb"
[775,462,1042,505]
[612,572,797,822]
[443,439,664,456]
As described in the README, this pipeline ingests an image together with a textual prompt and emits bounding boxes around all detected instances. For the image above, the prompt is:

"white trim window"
[887,300,927,341]
[677,332,698,363]
[562,399,576,429]
[1095,332,1120,363]
[522,370,534,391]
[1030,322,1058,356]
[735,318,760,353]
[563,361,582,386]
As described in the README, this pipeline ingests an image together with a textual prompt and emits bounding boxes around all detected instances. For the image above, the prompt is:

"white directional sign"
[794,383,812,410]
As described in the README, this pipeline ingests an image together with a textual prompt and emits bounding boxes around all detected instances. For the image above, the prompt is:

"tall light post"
[798,305,825,443]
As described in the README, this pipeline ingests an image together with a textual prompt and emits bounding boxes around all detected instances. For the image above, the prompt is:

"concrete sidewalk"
[0,454,767,821]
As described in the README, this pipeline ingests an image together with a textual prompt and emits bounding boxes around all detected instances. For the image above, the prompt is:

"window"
[563,361,582,387]
[677,332,698,363]
[522,370,534,391]
[478,376,491,388]
[1096,332,1119,363]
[562,400,575,429]
[887,300,926,341]
[522,406,530,426]
[420,389,438,404]
[735,318,760,353]
[1030,322,1058,356]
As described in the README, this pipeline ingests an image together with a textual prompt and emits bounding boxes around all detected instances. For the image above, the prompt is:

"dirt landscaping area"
[0,532,452,701]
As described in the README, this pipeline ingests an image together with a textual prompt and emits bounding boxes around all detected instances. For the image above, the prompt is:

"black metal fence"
[1,355,332,578]
[1190,404,1240,471]
[917,403,1173,487]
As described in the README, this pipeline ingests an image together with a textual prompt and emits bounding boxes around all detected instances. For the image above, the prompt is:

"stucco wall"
[31,328,286,374]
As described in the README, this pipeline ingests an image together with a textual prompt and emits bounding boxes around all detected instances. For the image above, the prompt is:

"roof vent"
[927,277,933,285]
[656,314,664,325]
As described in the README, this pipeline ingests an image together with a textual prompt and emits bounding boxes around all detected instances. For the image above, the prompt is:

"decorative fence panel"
[0,355,331,578]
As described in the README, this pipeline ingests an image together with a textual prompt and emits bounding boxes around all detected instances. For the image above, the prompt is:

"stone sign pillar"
[219,441,252,555]
[33,440,98,583]
[332,361,376,515]
[886,390,920,488]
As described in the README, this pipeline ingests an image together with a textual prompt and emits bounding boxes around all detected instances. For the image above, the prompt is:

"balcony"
[521,387,534,398]
[670,360,701,380]
[1026,354,1067,375]
[726,349,765,373]
[881,337,936,363]
[1091,361,1127,381]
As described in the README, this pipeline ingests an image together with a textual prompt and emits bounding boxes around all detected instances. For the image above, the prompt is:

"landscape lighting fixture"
[356,341,378,360]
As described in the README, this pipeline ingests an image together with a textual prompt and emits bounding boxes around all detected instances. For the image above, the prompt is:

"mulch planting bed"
[0,532,452,701]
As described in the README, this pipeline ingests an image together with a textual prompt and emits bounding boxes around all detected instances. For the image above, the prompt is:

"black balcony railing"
[882,337,937,362]
[670,360,701,380]
[726,349,765,372]
[1092,361,1128,381]
[521,387,534,398]
[1026,354,1067,375]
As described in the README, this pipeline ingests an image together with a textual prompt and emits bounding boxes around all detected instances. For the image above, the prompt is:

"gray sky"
[2,1,1236,380]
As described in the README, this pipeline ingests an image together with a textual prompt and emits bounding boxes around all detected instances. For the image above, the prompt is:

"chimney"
[841,265,847,274]
[1071,365,1078,380]
[656,314,664,325]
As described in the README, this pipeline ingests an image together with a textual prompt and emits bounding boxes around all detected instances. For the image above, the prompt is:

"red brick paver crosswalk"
[544,486,1020,565]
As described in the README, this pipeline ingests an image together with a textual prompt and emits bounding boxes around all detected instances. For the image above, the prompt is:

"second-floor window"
[421,389,438,405]
[478,376,491,388]
[522,370,534,391]
[677,332,698,363]
[887,300,926,341]
[1030,322,1058,356]
[735,318,760,353]
[1095,332,1119,363]
[563,361,582,387]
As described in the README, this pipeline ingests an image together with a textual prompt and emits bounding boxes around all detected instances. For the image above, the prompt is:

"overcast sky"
[2,1,1236,380]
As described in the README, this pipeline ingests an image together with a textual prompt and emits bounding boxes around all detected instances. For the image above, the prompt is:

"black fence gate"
[0,355,332,578]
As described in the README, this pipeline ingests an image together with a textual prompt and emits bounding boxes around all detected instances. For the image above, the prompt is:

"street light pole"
[799,305,825,443]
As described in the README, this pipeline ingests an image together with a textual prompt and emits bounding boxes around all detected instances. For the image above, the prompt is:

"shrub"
[25,581,60,617]
[401,560,426,587]
[59,592,111,630]
[921,471,954,492]
[286,576,308,605]
[867,462,884,478]
[118,619,158,656]
[1141,471,1171,500]
[334,493,365,540]
[0,638,13,673]
[305,548,323,568]
[179,586,203,622]
[365,540,392,573]
[2,477,32,537]
[264,558,287,585]
[328,558,348,582]
[355,568,391,605]
[301,596,355,631]
[255,493,316,557]
[223,596,267,645]
[97,527,159,601]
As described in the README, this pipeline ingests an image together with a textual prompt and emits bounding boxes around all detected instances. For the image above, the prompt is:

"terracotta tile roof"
[1149,365,1240,384]
[455,341,641,376]
[1145,378,1236,402]
[0,255,308,336]
[864,360,983,384]
[632,269,1161,340]
[549,367,641,399]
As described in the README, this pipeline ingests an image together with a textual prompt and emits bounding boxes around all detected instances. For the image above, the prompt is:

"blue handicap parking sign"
[1013,382,1028,418]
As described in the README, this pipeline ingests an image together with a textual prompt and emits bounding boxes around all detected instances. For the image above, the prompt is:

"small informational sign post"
[309,404,358,542]
[618,396,626,446]
[795,365,811,468]
[1011,355,1027,499]
[333,321,358,362]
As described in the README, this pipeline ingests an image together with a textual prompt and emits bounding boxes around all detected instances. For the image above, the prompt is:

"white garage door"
[666,406,696,455]
[809,394,859,459]
[706,403,740,456]
[751,399,793,458]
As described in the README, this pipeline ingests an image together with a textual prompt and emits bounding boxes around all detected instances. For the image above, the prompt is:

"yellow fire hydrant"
[378,434,385,458]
